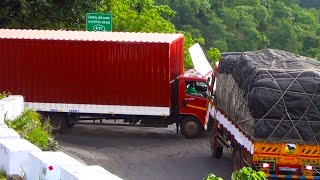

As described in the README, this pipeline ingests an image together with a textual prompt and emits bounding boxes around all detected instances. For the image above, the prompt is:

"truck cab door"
[178,80,209,126]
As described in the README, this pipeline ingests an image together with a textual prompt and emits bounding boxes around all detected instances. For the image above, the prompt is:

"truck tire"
[210,119,223,158]
[233,149,243,171]
[210,131,223,158]
[66,114,76,128]
[180,116,203,138]
[47,113,67,134]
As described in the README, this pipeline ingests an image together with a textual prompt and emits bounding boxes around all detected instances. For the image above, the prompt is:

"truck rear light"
[262,163,270,168]
[255,161,275,171]
[306,165,313,171]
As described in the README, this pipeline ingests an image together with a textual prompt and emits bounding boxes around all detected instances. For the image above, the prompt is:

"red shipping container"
[0,29,184,116]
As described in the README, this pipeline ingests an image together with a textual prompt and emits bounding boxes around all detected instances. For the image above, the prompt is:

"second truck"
[0,28,214,138]
[209,50,320,179]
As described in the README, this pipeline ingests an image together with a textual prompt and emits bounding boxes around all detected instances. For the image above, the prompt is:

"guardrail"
[0,95,123,180]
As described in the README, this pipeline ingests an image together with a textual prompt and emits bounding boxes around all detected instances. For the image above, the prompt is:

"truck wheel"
[233,149,243,171]
[66,115,76,128]
[210,119,223,158]
[48,113,67,134]
[180,117,203,138]
[210,131,223,158]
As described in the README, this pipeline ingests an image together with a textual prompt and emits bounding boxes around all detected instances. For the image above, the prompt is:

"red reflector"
[48,166,53,171]
[306,165,312,170]
[263,163,270,168]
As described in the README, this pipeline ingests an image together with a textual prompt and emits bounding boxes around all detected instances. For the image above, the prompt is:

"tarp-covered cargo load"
[215,49,320,144]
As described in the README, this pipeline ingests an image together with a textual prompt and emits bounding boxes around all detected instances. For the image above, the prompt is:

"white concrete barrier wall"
[0,95,123,180]
[0,128,20,140]
[0,95,24,121]
[61,165,123,180]
[0,98,14,119]
[27,152,84,180]
[0,111,5,124]
[0,124,7,128]
[8,95,24,117]
[0,139,41,176]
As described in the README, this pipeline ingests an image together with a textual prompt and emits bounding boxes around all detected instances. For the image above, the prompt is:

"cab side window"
[185,81,207,98]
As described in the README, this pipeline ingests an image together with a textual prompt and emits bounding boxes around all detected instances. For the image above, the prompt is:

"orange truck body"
[254,142,320,179]
[208,101,320,179]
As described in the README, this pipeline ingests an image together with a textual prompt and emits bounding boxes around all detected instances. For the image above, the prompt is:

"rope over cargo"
[216,49,320,145]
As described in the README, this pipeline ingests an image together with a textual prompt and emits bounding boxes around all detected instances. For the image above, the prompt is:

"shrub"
[6,109,41,133]
[0,91,10,100]
[204,167,267,180]
[203,173,223,180]
[0,169,6,180]
[6,109,59,151]
[231,167,267,180]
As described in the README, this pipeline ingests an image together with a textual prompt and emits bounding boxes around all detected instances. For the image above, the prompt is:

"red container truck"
[0,29,214,138]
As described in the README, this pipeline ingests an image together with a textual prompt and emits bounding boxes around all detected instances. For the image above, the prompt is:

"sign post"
[86,13,112,32]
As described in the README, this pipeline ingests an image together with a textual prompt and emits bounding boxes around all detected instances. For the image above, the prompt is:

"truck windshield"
[185,81,209,98]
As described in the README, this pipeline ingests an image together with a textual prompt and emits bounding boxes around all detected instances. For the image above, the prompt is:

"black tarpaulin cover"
[215,49,320,144]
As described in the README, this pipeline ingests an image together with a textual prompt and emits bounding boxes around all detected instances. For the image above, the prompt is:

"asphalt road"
[56,124,233,180]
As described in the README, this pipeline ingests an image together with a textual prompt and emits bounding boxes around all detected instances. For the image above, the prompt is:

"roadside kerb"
[61,165,123,180]
[26,151,84,180]
[0,139,41,176]
[0,128,20,139]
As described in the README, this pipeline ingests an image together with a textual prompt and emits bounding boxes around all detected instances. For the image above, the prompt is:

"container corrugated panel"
[0,29,184,108]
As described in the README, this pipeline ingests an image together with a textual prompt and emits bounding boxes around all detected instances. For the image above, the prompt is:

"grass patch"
[6,109,59,151]
[0,91,10,100]
[0,169,6,180]
[0,91,59,151]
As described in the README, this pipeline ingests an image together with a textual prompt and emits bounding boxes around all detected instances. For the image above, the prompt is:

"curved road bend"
[56,125,233,180]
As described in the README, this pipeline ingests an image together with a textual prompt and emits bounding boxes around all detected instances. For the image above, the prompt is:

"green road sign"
[86,13,112,32]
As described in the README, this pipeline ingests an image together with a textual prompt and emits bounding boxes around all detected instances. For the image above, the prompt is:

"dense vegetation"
[6,109,59,151]
[1,0,320,68]
[156,0,320,60]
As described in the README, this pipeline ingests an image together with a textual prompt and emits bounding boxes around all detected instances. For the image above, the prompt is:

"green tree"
[3,0,320,65]
[1,0,201,69]
[207,47,221,65]
[156,0,320,60]
[99,0,176,32]
[0,0,94,29]
[98,0,198,69]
